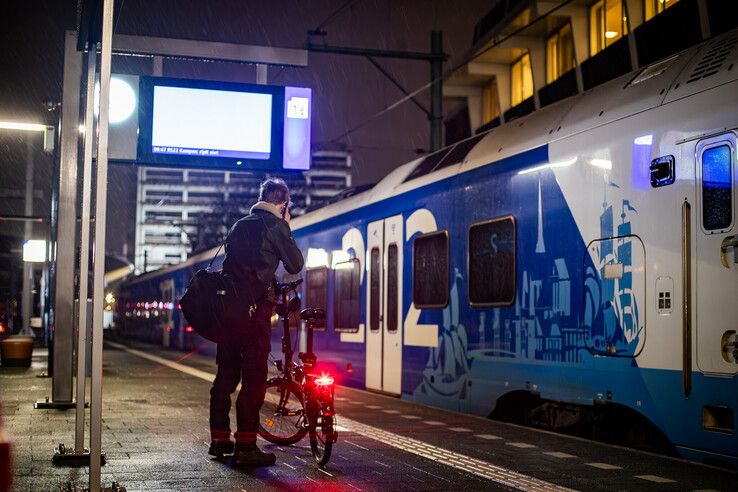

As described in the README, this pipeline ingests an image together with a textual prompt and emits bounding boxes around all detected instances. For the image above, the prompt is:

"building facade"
[134,150,352,273]
[443,0,734,142]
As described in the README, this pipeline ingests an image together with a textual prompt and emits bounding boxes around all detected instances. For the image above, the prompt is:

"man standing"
[209,178,304,466]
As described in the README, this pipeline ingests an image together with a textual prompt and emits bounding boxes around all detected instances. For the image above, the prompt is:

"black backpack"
[179,244,261,343]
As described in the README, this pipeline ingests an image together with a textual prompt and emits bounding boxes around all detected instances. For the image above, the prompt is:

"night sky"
[0,0,490,259]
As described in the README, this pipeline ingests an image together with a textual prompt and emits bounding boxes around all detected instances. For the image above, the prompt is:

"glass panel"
[560,24,575,75]
[413,232,449,308]
[590,0,604,56]
[702,145,733,231]
[387,244,398,333]
[546,24,575,84]
[469,217,516,305]
[605,0,624,47]
[645,0,680,21]
[511,53,533,106]
[305,267,328,330]
[333,259,361,333]
[482,78,500,124]
[370,248,380,331]
[546,32,559,83]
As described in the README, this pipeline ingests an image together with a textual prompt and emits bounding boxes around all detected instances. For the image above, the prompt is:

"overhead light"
[23,240,47,263]
[0,121,47,132]
[605,31,619,39]
[306,248,329,269]
[94,77,137,124]
[331,250,351,268]
[590,158,612,170]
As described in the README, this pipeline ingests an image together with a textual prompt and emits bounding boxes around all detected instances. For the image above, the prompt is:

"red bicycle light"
[185,325,194,333]
[315,374,334,386]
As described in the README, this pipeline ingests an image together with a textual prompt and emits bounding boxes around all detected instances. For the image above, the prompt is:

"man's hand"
[281,202,292,223]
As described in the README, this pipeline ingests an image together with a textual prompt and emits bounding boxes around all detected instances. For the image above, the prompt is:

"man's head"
[258,178,290,205]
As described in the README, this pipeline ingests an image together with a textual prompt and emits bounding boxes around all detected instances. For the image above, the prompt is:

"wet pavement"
[1,340,735,491]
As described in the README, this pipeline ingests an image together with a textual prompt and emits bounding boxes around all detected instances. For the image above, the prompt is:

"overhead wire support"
[327,0,576,146]
[306,31,448,150]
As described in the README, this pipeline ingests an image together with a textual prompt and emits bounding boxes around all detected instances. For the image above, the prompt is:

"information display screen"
[137,77,311,171]
[152,86,273,160]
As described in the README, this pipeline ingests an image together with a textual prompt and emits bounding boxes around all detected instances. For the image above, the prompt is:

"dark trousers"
[209,307,271,450]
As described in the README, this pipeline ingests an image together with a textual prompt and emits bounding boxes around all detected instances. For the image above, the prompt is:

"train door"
[695,134,738,375]
[365,216,403,395]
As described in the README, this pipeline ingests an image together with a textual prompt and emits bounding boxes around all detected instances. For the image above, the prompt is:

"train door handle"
[720,235,738,268]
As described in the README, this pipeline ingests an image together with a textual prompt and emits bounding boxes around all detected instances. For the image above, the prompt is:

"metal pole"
[89,0,114,488]
[430,31,443,151]
[21,136,35,337]
[75,48,97,453]
[36,31,82,408]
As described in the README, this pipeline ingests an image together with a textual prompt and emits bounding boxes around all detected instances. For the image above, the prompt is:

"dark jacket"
[222,203,304,296]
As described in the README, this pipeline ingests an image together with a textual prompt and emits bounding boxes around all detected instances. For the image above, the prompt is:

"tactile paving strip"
[337,415,576,492]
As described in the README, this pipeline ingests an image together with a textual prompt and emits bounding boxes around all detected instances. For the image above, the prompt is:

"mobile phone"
[281,204,287,219]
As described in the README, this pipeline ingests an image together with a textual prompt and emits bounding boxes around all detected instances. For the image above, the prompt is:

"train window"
[387,244,398,332]
[305,267,328,331]
[333,259,361,333]
[468,216,516,306]
[404,148,451,182]
[701,144,733,231]
[434,134,485,172]
[370,248,380,331]
[413,231,449,308]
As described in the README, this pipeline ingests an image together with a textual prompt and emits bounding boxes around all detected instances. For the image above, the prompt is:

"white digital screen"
[151,86,273,160]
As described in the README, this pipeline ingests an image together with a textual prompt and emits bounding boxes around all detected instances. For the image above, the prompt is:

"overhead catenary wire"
[315,0,362,31]
[329,0,576,144]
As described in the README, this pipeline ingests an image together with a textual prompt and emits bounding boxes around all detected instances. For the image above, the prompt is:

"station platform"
[2,339,736,491]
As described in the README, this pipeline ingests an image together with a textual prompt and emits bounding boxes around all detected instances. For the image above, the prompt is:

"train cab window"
[305,267,328,331]
[387,244,399,332]
[468,216,516,306]
[333,259,361,333]
[701,144,734,232]
[370,248,381,331]
[413,231,449,308]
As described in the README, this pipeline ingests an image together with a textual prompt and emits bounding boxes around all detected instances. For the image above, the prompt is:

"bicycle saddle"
[300,308,326,321]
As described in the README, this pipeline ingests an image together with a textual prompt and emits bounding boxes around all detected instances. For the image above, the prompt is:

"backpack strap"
[206,242,225,271]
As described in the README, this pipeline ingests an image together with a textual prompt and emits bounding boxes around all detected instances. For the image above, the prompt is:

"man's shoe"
[208,440,235,457]
[232,448,277,467]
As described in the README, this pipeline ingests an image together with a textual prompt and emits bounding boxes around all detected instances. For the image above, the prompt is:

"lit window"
[590,0,628,56]
[511,53,534,107]
[546,24,575,84]
[701,144,733,231]
[482,78,500,124]
[644,0,680,21]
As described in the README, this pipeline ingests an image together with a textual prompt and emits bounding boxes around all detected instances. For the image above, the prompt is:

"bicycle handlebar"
[276,278,303,294]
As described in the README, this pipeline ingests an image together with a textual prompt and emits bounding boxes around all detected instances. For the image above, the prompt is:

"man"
[209,178,304,466]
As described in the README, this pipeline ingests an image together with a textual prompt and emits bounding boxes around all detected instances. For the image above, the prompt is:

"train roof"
[291,27,738,230]
[123,28,738,285]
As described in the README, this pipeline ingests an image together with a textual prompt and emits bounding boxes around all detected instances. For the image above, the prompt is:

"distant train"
[115,28,738,467]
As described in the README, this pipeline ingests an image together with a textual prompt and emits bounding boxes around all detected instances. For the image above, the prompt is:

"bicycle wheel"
[259,381,307,445]
[309,414,335,467]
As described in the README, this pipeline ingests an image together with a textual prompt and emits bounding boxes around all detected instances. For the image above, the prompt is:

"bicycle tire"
[259,381,307,445]
[309,414,334,467]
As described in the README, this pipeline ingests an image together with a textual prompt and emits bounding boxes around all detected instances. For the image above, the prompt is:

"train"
[115,28,738,467]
